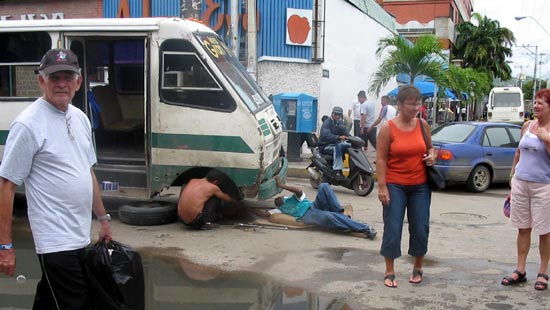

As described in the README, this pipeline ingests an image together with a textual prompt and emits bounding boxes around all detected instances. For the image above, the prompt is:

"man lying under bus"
[251,176,377,239]
[177,170,236,230]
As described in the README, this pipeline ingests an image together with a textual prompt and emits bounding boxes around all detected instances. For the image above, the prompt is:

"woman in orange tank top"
[376,85,435,288]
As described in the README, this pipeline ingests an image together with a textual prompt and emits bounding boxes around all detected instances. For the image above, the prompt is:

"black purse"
[419,119,445,190]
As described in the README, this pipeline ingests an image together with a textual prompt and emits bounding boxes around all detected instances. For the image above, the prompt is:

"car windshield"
[431,123,477,143]
[194,32,270,112]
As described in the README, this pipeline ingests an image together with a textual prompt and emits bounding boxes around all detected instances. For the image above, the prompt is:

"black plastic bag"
[84,240,145,310]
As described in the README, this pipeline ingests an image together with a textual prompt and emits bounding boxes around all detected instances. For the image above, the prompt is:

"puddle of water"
[0,227,353,310]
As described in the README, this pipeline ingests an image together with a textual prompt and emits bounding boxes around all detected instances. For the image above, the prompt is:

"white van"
[0,18,286,203]
[487,87,524,123]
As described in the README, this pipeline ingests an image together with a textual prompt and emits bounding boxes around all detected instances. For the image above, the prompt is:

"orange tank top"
[385,119,427,185]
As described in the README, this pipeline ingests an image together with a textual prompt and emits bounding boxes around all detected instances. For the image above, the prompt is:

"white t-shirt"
[351,100,367,120]
[0,98,97,254]
[381,104,397,123]
[364,101,376,127]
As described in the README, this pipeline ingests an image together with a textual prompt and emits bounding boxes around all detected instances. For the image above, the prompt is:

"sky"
[472,0,550,82]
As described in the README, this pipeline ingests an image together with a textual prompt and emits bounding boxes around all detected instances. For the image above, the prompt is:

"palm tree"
[453,13,515,81]
[368,34,447,96]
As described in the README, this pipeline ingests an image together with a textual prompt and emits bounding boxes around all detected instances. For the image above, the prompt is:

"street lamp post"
[515,16,550,37]
[516,15,550,101]
[518,44,538,104]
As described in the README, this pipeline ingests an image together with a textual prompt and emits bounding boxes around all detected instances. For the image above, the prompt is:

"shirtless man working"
[177,170,234,229]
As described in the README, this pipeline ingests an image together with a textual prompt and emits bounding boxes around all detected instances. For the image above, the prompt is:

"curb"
[288,165,309,179]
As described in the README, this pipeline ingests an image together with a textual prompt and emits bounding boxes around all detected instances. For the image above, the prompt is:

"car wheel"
[466,165,491,192]
[118,202,178,226]
[352,174,374,196]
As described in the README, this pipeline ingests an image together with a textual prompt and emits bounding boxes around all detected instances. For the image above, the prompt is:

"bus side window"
[159,39,236,112]
[0,32,51,98]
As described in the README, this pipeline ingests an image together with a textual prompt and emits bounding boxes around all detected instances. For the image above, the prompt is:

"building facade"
[0,0,397,126]
[376,0,473,50]
[0,0,103,20]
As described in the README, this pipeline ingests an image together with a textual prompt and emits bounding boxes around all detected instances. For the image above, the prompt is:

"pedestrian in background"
[376,85,434,288]
[501,88,550,291]
[362,93,377,151]
[349,90,367,137]
[0,48,112,308]
[368,95,397,138]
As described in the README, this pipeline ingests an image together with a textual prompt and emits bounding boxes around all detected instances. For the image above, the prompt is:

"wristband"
[97,214,111,222]
[0,243,13,250]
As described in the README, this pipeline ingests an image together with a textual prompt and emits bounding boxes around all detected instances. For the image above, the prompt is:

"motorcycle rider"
[319,106,351,181]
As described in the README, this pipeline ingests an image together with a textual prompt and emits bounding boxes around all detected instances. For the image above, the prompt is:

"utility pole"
[230,0,239,58]
[533,45,538,102]
[247,0,257,80]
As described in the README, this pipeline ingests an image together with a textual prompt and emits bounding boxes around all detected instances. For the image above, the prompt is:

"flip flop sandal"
[384,274,397,288]
[501,269,527,285]
[409,269,423,284]
[534,273,549,291]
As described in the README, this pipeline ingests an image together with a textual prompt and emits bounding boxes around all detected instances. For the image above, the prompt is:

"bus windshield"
[493,93,521,107]
[195,32,270,112]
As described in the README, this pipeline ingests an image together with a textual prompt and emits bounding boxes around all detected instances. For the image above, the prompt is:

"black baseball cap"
[37,48,81,75]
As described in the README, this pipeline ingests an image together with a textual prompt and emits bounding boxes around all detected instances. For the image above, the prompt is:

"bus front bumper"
[257,157,288,200]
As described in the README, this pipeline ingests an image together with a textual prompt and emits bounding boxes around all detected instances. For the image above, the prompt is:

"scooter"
[305,134,375,196]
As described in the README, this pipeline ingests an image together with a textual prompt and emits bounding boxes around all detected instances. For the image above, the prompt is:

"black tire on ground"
[118,202,178,226]
[352,174,375,196]
[466,165,491,192]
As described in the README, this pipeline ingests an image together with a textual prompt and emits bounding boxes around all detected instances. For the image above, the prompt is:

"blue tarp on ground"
[387,81,457,99]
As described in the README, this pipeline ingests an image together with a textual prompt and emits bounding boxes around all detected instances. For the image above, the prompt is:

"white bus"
[487,86,524,123]
[0,18,286,204]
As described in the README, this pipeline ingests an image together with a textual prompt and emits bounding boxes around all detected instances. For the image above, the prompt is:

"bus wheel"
[118,202,178,226]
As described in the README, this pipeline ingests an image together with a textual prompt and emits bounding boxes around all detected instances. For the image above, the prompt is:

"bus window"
[162,52,219,90]
[160,39,236,112]
[195,32,270,112]
[0,32,51,98]
[493,93,521,108]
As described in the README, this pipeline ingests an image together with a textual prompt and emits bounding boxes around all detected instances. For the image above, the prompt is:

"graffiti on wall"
[181,0,202,19]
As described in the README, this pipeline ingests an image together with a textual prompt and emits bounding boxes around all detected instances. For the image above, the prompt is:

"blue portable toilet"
[272,93,318,133]
[272,93,318,161]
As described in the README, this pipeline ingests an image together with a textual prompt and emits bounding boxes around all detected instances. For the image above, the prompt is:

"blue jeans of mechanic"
[301,183,371,233]
[323,142,351,170]
[380,183,431,259]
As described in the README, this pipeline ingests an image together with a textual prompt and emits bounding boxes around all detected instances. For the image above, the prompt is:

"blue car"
[431,122,522,192]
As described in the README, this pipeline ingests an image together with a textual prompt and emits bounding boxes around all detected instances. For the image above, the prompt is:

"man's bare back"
[177,178,232,224]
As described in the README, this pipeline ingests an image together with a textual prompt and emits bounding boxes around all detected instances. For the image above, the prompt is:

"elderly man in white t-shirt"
[0,48,112,309]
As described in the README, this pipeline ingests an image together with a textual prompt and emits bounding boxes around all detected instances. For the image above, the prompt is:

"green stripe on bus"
[0,130,8,145]
[258,119,271,136]
[151,133,254,153]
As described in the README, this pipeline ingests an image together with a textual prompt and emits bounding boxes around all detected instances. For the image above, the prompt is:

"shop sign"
[1,12,64,20]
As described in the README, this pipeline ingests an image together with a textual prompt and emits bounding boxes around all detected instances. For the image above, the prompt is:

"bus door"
[66,35,149,192]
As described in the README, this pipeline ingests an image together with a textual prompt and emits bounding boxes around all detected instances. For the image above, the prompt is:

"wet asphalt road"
[5,178,550,309]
